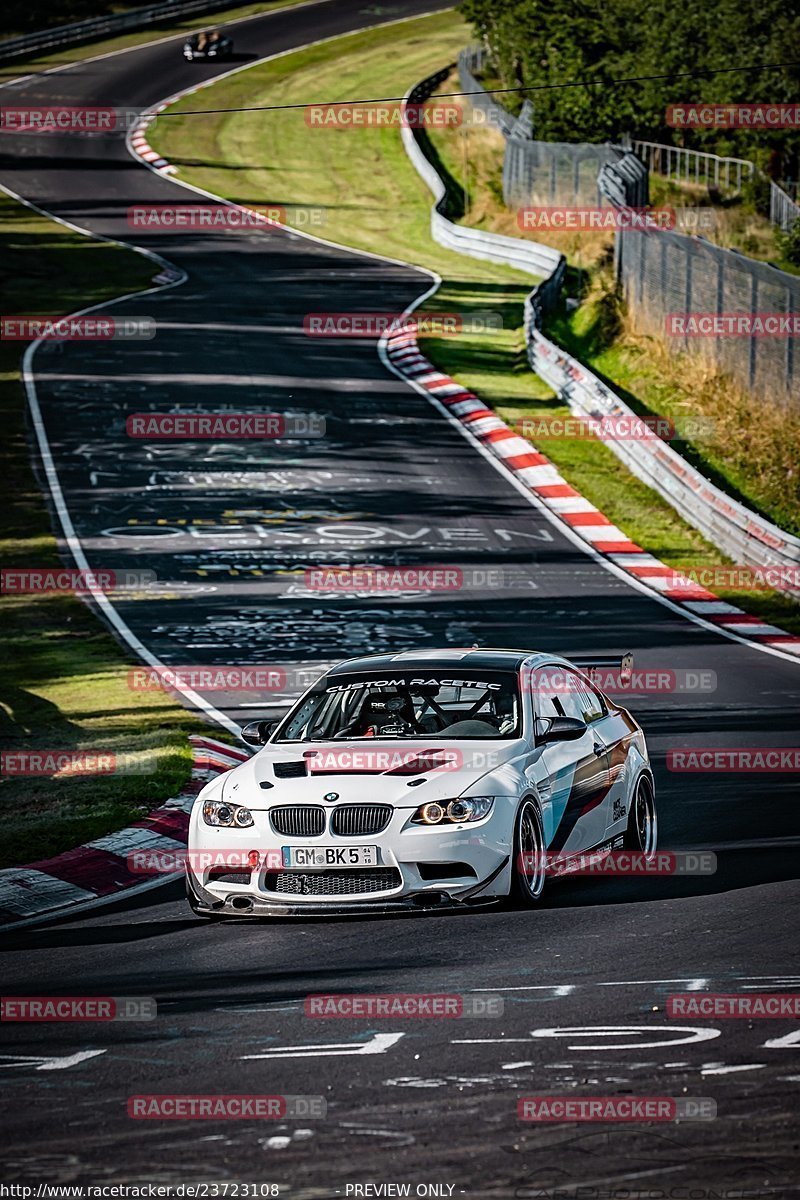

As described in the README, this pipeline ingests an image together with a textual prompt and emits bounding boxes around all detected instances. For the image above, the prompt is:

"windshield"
[276,670,521,742]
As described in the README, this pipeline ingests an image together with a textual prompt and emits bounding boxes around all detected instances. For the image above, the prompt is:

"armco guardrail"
[404,72,564,287]
[0,0,237,62]
[525,325,800,590]
[402,66,800,594]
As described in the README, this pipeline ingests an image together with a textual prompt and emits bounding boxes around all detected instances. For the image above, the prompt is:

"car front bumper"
[186,798,514,917]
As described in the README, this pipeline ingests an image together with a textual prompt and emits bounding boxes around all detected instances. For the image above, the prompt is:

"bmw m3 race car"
[183,29,233,60]
[186,648,657,917]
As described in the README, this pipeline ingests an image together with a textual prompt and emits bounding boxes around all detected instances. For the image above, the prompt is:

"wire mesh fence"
[458,49,625,208]
[460,44,799,404]
[503,137,623,208]
[617,227,800,403]
[458,48,516,136]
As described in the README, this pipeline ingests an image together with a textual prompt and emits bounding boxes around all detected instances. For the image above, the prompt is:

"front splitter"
[187,873,499,918]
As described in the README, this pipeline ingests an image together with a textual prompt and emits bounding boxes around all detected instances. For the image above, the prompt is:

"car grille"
[270,806,325,837]
[265,868,402,896]
[331,804,392,836]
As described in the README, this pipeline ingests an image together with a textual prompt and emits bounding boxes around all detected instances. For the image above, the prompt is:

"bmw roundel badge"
[323,792,339,802]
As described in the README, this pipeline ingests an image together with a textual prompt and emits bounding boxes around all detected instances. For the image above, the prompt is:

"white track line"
[0,180,241,736]
[11,2,800,738]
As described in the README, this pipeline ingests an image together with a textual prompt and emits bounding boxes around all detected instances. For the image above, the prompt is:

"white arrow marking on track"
[240,1032,405,1060]
[453,1025,721,1050]
[701,1063,765,1075]
[0,1050,106,1071]
[764,1029,800,1048]
[530,1026,723,1049]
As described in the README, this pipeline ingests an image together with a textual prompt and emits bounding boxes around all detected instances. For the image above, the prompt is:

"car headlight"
[202,800,254,828]
[412,797,495,825]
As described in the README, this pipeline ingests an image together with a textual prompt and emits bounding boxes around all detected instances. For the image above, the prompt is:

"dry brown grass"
[646,173,795,271]
[437,74,614,271]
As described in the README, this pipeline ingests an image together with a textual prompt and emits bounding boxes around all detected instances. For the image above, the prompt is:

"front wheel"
[624,775,657,858]
[510,799,547,907]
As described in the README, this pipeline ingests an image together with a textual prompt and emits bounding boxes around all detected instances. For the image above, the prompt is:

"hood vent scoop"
[273,761,308,779]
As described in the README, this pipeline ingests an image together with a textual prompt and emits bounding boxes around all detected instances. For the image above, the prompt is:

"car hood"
[215,739,525,809]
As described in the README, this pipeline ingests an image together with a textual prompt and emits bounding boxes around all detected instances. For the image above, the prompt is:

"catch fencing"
[617,224,800,402]
[0,0,238,62]
[458,45,516,137]
[458,48,635,209]
[400,65,800,592]
[460,48,799,404]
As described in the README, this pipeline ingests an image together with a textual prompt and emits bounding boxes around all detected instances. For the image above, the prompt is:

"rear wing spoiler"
[570,652,633,686]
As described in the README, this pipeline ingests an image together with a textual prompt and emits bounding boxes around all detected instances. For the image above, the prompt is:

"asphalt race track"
[0,1,799,1192]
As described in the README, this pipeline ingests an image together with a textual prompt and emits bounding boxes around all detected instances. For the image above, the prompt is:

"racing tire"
[510,798,547,908]
[623,774,657,859]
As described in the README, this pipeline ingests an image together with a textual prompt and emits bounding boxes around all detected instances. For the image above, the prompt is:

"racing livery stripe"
[548,757,614,853]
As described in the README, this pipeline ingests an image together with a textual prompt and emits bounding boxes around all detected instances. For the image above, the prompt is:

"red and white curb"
[385,322,800,658]
[0,735,248,930]
[129,109,175,173]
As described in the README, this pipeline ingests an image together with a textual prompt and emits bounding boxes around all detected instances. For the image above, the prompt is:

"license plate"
[281,845,379,868]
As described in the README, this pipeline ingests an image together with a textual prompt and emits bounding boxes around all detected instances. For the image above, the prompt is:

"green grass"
[0,194,217,869]
[148,11,520,283]
[147,11,800,635]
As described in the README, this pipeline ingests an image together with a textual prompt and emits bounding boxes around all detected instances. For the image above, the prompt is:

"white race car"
[186,648,657,917]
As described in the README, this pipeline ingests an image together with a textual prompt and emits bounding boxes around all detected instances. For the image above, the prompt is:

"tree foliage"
[459,0,799,172]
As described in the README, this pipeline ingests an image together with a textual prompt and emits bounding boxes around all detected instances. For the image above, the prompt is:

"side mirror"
[537,716,586,744]
[241,719,278,747]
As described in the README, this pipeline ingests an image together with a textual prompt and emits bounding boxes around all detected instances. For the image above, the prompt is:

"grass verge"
[148,12,800,634]
[0,193,212,869]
